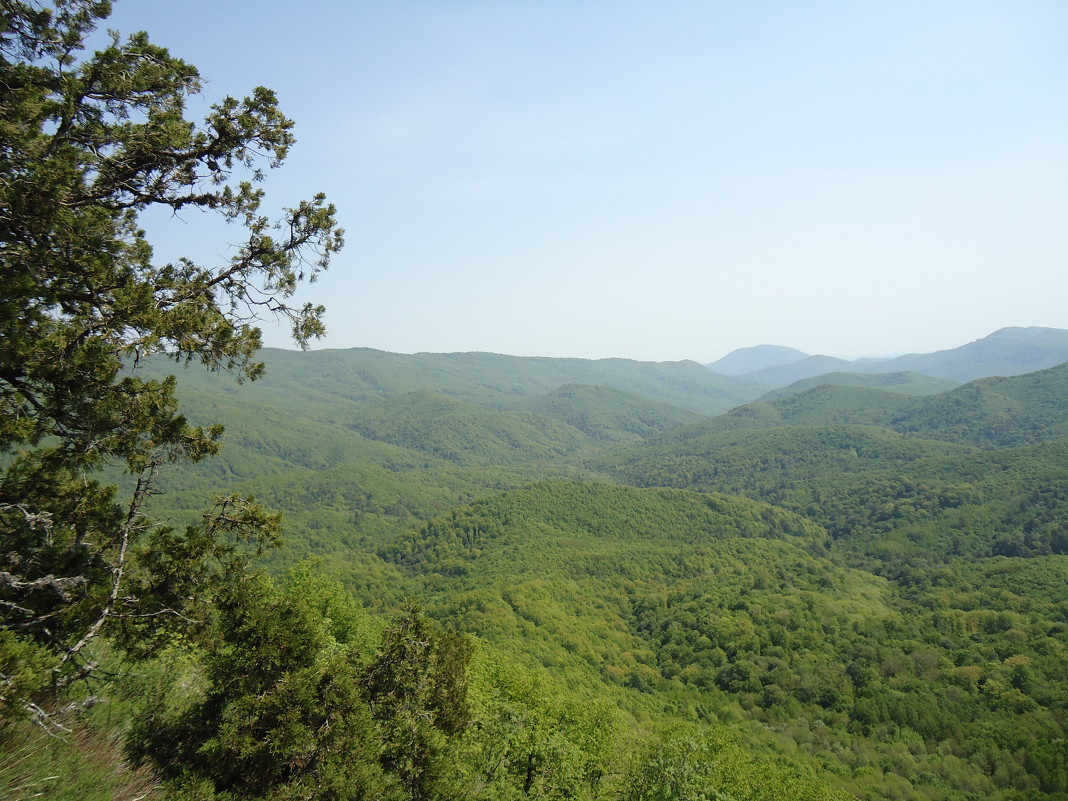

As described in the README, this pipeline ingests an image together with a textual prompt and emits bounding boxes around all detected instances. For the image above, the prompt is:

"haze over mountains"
[707,326,1068,385]
[139,325,1068,496]
[236,326,1068,418]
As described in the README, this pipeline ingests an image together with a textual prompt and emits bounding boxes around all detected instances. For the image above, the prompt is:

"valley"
[87,326,1068,800]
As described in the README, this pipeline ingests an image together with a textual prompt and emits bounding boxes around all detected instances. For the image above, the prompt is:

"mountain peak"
[706,345,809,376]
[984,326,1063,341]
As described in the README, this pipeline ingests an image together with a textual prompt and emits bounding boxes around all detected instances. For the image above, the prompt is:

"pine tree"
[0,0,342,723]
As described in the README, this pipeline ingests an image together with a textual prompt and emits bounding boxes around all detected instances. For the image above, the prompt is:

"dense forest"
[3,4,1068,800]
[7,343,1068,800]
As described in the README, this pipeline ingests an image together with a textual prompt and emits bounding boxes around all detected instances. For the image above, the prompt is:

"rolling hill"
[246,347,764,414]
[518,383,700,442]
[371,478,1068,801]
[75,333,1068,801]
[889,360,1068,448]
[653,361,1068,451]
[760,371,959,400]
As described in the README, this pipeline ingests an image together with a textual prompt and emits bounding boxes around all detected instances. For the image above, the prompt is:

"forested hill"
[518,383,700,441]
[646,360,1068,449]
[377,478,1068,800]
[36,349,1068,800]
[892,361,1068,447]
[147,329,1068,431]
[760,371,959,400]
[49,344,1068,801]
[242,346,766,414]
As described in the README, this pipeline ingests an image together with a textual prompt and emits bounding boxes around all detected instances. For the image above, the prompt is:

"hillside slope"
[760,371,958,400]
[673,362,1068,450]
[891,360,1068,447]
[377,480,1068,801]
[519,383,700,442]
[251,347,765,414]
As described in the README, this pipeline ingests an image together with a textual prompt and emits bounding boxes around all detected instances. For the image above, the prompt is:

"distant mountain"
[760,371,959,401]
[122,348,757,537]
[114,334,1068,801]
[725,385,918,431]
[731,327,1068,385]
[705,344,809,376]
[654,360,1068,451]
[862,326,1068,381]
[741,354,872,385]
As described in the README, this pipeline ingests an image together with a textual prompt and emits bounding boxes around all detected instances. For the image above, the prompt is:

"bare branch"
[56,457,159,682]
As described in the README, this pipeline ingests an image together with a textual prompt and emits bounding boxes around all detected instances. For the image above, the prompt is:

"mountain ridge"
[101,329,1068,801]
[707,326,1068,385]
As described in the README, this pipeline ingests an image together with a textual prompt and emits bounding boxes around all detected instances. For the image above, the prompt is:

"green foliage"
[5,10,1067,799]
[596,424,972,499]
[520,383,700,442]
[363,602,472,800]
[122,568,641,801]
[666,363,1068,450]
[363,472,1068,800]
[891,362,1068,448]
[462,650,624,800]
[0,0,341,716]
[165,345,761,415]
[68,346,1068,801]
[622,725,851,801]
[127,572,394,800]
[763,385,917,426]
[0,630,51,726]
[349,391,591,466]
[761,371,960,400]
[677,363,1068,450]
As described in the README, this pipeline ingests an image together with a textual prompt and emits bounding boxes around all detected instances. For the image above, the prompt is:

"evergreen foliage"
[0,0,339,726]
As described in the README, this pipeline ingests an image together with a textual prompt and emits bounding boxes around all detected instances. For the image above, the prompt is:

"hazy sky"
[105,1,1067,362]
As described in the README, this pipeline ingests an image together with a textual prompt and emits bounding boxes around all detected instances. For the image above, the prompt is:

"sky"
[104,1,1068,363]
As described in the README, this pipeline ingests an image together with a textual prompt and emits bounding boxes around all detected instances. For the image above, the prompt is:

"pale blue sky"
[106,1,1067,362]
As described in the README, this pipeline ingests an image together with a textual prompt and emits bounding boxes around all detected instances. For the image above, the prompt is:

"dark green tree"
[363,602,473,801]
[0,0,342,723]
[127,573,395,800]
